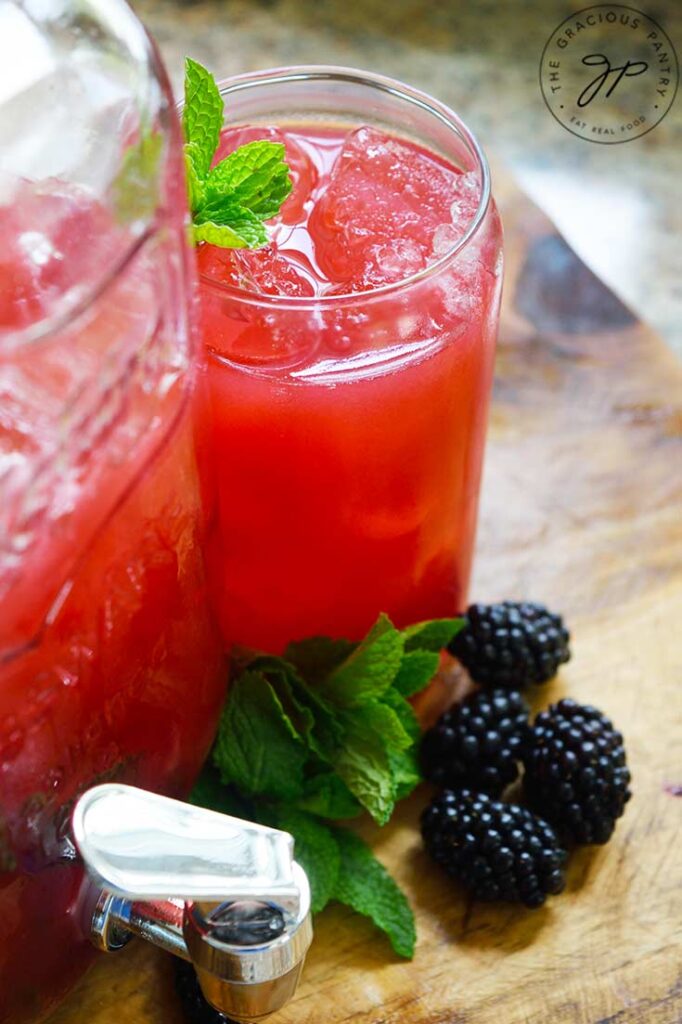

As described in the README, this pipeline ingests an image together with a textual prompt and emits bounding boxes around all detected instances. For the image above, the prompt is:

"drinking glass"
[194,67,503,654]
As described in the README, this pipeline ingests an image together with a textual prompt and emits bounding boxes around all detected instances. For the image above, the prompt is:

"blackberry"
[523,698,631,845]
[449,601,571,689]
[421,789,567,909]
[420,689,529,796]
[175,960,234,1024]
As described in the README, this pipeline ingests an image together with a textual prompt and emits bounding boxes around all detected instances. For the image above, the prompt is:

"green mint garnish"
[213,670,309,802]
[272,808,341,915]
[182,58,292,248]
[182,58,223,180]
[316,613,405,709]
[191,612,464,959]
[331,826,416,959]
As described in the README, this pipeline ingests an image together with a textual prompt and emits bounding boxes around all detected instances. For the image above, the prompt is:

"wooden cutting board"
[49,169,682,1024]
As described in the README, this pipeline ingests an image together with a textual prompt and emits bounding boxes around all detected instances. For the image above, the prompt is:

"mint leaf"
[332,827,415,959]
[402,617,464,653]
[380,690,422,799]
[212,671,306,800]
[333,735,393,825]
[207,140,292,219]
[333,702,411,825]
[297,773,362,820]
[193,221,258,247]
[318,614,404,708]
[357,699,412,752]
[248,654,343,765]
[248,656,317,742]
[284,636,357,686]
[393,649,440,698]
[273,809,340,914]
[382,688,421,743]
[194,198,268,248]
[183,57,223,178]
[293,685,344,768]
[389,748,421,800]
[184,143,206,211]
[336,699,414,822]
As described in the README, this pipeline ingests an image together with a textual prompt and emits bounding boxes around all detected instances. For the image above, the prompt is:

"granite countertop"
[134,0,682,355]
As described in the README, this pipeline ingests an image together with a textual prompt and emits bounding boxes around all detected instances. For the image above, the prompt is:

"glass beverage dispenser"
[0,0,227,1017]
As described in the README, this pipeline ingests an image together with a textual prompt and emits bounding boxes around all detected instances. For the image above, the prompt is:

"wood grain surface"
[49,171,682,1024]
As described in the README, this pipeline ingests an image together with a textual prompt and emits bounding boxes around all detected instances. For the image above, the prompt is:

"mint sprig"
[182,58,292,248]
[192,612,463,959]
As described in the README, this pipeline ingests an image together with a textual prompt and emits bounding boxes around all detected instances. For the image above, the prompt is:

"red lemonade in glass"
[195,69,502,654]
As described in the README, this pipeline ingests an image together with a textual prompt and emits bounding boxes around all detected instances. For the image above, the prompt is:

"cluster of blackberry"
[421,601,631,909]
[173,600,630,1024]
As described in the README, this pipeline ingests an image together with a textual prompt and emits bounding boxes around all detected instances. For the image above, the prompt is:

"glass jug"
[0,1,226,1019]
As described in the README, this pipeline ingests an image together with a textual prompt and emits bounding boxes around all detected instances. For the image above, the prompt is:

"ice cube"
[212,125,317,226]
[308,127,480,291]
[197,242,316,298]
[197,244,320,365]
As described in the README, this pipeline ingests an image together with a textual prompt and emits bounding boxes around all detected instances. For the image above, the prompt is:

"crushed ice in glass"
[198,125,481,298]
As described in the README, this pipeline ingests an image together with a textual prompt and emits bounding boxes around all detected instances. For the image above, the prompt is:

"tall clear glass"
[0,2,225,1020]
[194,67,503,654]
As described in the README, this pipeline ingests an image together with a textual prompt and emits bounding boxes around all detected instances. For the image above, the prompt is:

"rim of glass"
[0,9,170,352]
[190,65,492,309]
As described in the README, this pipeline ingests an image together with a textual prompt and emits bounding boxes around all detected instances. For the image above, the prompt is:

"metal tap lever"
[72,784,312,1022]
[72,783,302,911]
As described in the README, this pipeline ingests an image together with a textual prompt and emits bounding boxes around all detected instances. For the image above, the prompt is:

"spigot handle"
[72,783,302,914]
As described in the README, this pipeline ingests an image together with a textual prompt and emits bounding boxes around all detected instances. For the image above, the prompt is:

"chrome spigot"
[72,784,312,1022]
